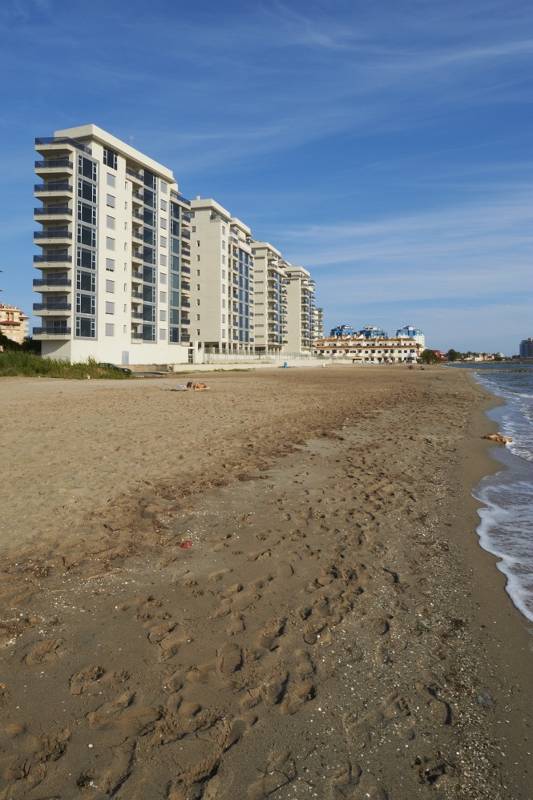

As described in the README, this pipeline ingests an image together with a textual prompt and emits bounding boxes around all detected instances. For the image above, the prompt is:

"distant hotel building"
[396,324,426,349]
[519,338,533,358]
[33,125,191,365]
[0,304,29,346]
[314,334,423,363]
[313,306,324,341]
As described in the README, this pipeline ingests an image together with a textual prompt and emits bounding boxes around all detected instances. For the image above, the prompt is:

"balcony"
[131,332,144,340]
[181,264,191,275]
[33,302,71,315]
[181,229,191,240]
[132,228,144,243]
[131,290,143,300]
[35,158,73,176]
[126,167,143,183]
[181,282,191,292]
[181,299,191,308]
[34,206,71,221]
[33,252,71,267]
[33,326,71,339]
[132,249,143,262]
[132,270,143,280]
[131,190,144,204]
[34,182,72,198]
[34,229,72,246]
[131,311,144,320]
[35,136,90,154]
[33,276,71,290]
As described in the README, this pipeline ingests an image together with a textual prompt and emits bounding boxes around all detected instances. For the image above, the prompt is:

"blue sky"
[1,0,532,353]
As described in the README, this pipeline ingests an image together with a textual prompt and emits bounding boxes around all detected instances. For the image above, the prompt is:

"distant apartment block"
[190,198,255,355]
[285,266,316,353]
[519,338,533,358]
[33,125,192,364]
[313,306,324,342]
[396,324,426,349]
[0,304,29,346]
[252,242,288,354]
[315,335,423,363]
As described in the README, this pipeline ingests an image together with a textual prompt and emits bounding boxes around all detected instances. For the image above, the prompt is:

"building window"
[160,254,167,267]
[76,271,95,291]
[106,215,115,230]
[106,194,115,208]
[76,316,95,338]
[160,217,167,230]
[77,248,96,269]
[160,235,167,248]
[160,328,166,340]
[107,173,116,187]
[160,181,168,194]
[106,258,115,272]
[160,309,167,321]
[105,301,115,314]
[160,272,167,284]
[77,225,96,248]
[105,323,114,336]
[196,255,200,261]
[103,147,118,170]
[192,225,196,232]
[76,293,95,314]
[106,279,115,293]
[160,199,167,212]
[196,314,200,321]
[106,236,115,250]
[160,291,167,303]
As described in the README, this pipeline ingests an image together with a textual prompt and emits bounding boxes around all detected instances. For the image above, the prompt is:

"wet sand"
[0,366,531,799]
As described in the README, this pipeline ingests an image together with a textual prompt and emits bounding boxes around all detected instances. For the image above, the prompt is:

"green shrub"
[0,351,131,379]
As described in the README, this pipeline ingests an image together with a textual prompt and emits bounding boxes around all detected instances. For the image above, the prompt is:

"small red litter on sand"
[180,539,193,549]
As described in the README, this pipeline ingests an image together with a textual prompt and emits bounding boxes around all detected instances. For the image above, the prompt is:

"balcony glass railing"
[181,229,191,240]
[33,326,71,335]
[33,253,70,262]
[35,136,91,153]
[33,302,71,311]
[34,159,73,169]
[34,206,71,216]
[33,277,71,287]
[34,182,72,193]
[131,290,143,299]
[131,332,144,340]
[34,229,71,239]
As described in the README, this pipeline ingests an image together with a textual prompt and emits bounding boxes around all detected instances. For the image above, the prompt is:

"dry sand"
[0,366,531,799]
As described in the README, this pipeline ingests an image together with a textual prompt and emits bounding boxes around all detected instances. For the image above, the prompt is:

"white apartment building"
[33,124,191,365]
[190,198,255,356]
[252,242,288,355]
[284,266,316,353]
[312,306,324,342]
[314,335,423,363]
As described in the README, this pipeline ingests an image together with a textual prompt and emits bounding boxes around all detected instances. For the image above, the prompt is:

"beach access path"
[0,367,531,799]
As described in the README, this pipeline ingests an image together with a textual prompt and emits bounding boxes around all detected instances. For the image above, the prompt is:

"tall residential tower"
[33,125,191,364]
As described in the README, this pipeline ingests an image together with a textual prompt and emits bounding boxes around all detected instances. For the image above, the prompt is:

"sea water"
[459,363,533,622]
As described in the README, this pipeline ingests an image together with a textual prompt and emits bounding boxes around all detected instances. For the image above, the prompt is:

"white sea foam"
[469,365,533,621]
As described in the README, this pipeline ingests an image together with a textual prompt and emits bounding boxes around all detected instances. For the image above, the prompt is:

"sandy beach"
[0,366,531,799]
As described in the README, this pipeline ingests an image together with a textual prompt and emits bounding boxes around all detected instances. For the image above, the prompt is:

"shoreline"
[0,367,531,798]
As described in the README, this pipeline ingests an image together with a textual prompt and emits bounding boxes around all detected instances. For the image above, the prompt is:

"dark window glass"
[171,255,179,271]
[170,291,179,306]
[76,293,95,314]
[143,189,154,207]
[170,327,179,343]
[143,267,155,283]
[79,156,96,181]
[171,237,180,254]
[143,305,155,321]
[143,209,154,226]
[142,324,155,341]
[170,309,179,325]
[143,285,155,303]
[143,171,155,188]
[76,316,95,338]
[171,220,180,236]
[143,246,154,265]
[77,201,95,224]
[171,203,180,218]
[103,148,118,170]
[78,179,96,203]
[143,229,154,245]
[76,248,95,269]
[77,225,96,247]
[76,270,95,291]
[170,274,180,290]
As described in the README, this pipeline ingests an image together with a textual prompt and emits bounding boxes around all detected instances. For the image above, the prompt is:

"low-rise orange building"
[0,304,29,346]
[314,335,423,363]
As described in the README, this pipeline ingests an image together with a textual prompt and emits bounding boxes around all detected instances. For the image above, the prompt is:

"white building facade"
[190,198,255,356]
[251,242,288,355]
[396,324,426,349]
[33,125,191,365]
[314,335,423,363]
[284,266,316,354]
